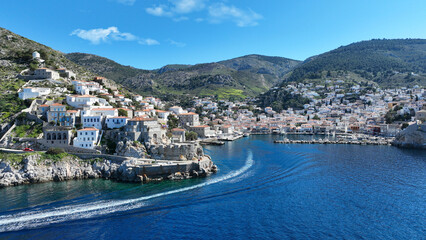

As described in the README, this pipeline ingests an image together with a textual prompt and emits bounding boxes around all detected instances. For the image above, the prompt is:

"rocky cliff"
[393,123,426,149]
[0,153,216,187]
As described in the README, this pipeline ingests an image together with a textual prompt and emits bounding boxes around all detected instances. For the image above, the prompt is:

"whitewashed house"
[106,116,128,129]
[19,87,51,100]
[73,128,99,149]
[66,95,109,108]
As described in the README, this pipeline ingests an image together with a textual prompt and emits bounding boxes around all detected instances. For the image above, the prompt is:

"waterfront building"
[73,128,99,149]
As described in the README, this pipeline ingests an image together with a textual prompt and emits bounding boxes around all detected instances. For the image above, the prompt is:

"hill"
[0,27,97,123]
[258,39,426,110]
[285,39,426,87]
[65,53,301,100]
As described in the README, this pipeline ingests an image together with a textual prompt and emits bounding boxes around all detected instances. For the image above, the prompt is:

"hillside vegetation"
[66,53,301,100]
[286,39,426,87]
[258,39,426,110]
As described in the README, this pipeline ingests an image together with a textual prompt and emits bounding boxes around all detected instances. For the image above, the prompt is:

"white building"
[66,95,109,108]
[106,116,128,129]
[73,128,99,149]
[169,106,186,115]
[156,110,171,120]
[83,107,118,117]
[81,115,104,129]
[32,51,40,59]
[18,87,51,100]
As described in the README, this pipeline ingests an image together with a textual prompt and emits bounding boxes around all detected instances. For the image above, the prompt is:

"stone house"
[172,128,186,142]
[41,126,73,147]
[123,117,166,144]
[190,125,215,138]
[33,68,60,80]
[178,112,200,127]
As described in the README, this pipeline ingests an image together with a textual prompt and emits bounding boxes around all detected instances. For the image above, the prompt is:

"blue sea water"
[0,135,425,239]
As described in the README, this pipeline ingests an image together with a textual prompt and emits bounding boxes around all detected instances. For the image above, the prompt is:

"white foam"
[0,152,254,231]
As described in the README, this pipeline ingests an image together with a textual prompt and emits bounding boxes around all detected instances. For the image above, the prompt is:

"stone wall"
[148,142,204,160]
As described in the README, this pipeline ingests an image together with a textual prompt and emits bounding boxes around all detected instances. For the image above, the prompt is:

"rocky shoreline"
[0,154,217,188]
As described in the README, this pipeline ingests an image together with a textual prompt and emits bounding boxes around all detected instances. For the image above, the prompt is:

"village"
[1,51,425,157]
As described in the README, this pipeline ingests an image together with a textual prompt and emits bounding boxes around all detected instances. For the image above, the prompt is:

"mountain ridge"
[65,52,302,99]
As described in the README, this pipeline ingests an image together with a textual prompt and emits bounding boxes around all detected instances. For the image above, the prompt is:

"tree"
[118,109,128,117]
[167,114,179,129]
[313,114,320,120]
[185,131,198,141]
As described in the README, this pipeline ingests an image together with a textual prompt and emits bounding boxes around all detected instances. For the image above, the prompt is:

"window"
[91,132,94,135]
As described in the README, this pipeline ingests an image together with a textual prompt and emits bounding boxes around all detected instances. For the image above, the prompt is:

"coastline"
[0,153,217,188]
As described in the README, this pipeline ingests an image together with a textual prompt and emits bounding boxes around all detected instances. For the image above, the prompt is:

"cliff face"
[393,123,426,149]
[0,154,120,187]
[0,154,216,187]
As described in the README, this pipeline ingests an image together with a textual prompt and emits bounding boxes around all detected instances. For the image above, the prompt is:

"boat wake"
[0,152,254,232]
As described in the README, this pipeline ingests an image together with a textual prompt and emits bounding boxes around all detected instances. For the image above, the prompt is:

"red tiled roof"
[172,128,185,132]
[78,127,98,131]
[179,112,197,116]
[129,117,155,121]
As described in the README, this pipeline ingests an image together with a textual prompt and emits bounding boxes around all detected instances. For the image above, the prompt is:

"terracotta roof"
[40,104,49,107]
[191,125,209,128]
[67,110,78,113]
[179,112,197,116]
[109,116,128,119]
[78,127,98,131]
[172,128,185,132]
[92,108,116,111]
[129,117,155,121]
[74,95,96,98]
[51,103,64,106]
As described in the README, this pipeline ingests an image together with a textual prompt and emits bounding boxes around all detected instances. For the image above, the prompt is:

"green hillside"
[66,53,301,100]
[286,39,426,87]
[258,39,426,110]
[0,27,95,123]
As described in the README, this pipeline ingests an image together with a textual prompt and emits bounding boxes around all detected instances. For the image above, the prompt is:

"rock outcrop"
[115,139,148,158]
[147,142,204,160]
[0,154,217,187]
[393,123,426,149]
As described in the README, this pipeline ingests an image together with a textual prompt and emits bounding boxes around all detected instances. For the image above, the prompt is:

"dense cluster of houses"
[15,64,426,153]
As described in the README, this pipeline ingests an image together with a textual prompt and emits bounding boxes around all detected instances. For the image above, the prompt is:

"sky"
[1,0,425,69]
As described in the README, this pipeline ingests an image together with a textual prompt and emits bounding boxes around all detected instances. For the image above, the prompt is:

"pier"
[274,138,393,146]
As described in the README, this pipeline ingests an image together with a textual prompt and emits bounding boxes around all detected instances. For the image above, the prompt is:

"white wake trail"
[0,152,254,232]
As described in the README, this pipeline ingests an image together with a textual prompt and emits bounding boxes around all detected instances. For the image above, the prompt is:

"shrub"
[46,147,65,155]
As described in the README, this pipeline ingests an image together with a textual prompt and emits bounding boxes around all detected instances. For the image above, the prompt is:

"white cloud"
[172,0,205,14]
[146,0,205,18]
[145,1,262,27]
[208,3,262,27]
[71,26,158,45]
[167,39,186,47]
[139,38,160,45]
[115,0,136,6]
[146,5,173,17]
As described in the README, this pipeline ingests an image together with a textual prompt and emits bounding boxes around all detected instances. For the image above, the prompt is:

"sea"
[0,135,424,239]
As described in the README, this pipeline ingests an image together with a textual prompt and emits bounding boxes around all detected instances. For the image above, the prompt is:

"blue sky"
[1,0,425,69]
